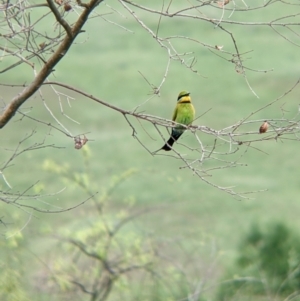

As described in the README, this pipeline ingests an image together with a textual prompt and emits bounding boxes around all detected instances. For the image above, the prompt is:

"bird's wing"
[172,104,178,121]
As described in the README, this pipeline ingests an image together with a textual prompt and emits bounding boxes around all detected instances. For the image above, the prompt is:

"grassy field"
[1,1,300,300]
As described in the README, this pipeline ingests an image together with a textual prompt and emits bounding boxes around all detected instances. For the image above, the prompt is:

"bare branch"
[0,0,104,129]
[46,0,73,38]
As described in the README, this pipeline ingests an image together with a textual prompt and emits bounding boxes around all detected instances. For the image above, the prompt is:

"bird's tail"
[161,132,183,151]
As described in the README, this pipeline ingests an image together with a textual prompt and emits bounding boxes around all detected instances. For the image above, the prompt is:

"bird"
[161,91,195,151]
[259,121,268,134]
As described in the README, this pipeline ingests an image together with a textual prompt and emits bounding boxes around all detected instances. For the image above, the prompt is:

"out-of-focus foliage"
[217,221,300,300]
[40,151,204,301]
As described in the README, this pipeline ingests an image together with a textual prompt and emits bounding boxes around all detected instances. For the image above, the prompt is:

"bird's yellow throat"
[178,96,191,103]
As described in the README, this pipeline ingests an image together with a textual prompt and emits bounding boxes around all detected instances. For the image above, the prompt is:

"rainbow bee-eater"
[161,91,195,151]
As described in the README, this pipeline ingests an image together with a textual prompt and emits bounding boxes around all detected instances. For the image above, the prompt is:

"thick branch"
[0,0,104,129]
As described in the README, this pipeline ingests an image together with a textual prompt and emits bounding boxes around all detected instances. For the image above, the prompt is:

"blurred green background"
[1,0,300,300]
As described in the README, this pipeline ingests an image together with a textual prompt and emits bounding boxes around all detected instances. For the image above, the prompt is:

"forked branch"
[0,0,104,129]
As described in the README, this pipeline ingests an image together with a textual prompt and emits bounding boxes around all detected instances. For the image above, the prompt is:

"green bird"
[161,91,195,151]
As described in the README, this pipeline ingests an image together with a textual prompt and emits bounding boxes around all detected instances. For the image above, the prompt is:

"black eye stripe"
[177,93,190,100]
